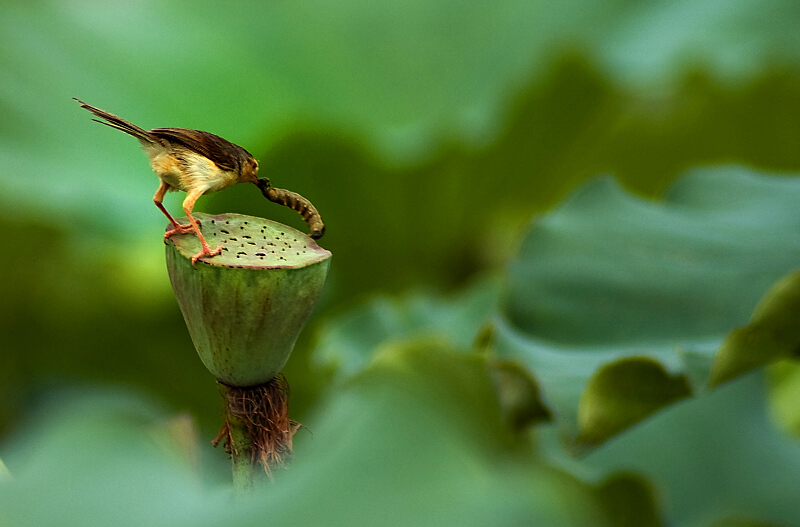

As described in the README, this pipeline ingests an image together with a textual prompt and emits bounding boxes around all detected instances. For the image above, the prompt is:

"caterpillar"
[257,178,325,240]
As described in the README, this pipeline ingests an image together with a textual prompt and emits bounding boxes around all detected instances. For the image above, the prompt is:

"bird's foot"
[191,244,224,266]
[164,222,196,241]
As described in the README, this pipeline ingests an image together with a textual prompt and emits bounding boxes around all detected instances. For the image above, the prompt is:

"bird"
[75,98,264,265]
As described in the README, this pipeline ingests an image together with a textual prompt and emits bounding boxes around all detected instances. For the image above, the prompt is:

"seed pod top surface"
[169,213,330,269]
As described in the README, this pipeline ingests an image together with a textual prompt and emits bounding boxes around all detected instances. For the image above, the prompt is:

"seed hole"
[243,235,251,239]
[221,229,230,234]
[255,252,266,256]
[230,237,237,241]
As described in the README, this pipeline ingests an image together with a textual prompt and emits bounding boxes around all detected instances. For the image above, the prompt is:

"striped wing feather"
[149,128,251,172]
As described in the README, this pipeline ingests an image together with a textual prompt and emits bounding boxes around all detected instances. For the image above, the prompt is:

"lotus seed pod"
[166,212,331,387]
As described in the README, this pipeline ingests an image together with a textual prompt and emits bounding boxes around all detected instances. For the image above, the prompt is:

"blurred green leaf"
[496,167,800,445]
[313,278,500,380]
[0,344,623,527]
[148,414,202,477]
[766,359,800,437]
[577,358,692,448]
[595,472,665,527]
[707,520,788,527]
[271,342,613,527]
[575,371,800,527]
[312,279,557,432]
[490,360,553,432]
[710,269,800,387]
[588,0,800,88]
[0,390,217,527]
[306,166,800,448]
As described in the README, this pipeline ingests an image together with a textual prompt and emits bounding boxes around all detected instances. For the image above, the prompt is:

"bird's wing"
[149,128,250,172]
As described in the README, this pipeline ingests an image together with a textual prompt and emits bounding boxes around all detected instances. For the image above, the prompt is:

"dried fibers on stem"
[212,375,299,474]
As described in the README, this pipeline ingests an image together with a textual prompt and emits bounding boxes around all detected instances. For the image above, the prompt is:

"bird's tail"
[74,98,156,144]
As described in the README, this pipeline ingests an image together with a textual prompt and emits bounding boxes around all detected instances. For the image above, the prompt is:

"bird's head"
[241,156,260,183]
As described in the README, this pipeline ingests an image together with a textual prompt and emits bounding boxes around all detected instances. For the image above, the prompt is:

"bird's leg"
[183,190,223,265]
[154,180,193,240]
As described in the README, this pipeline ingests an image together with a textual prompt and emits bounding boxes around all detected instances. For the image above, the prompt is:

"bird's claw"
[191,244,224,267]
[164,223,195,241]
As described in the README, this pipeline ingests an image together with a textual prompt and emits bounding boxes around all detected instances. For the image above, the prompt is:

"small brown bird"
[75,99,324,265]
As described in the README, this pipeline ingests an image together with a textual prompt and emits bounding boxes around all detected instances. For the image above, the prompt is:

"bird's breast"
[147,147,237,194]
